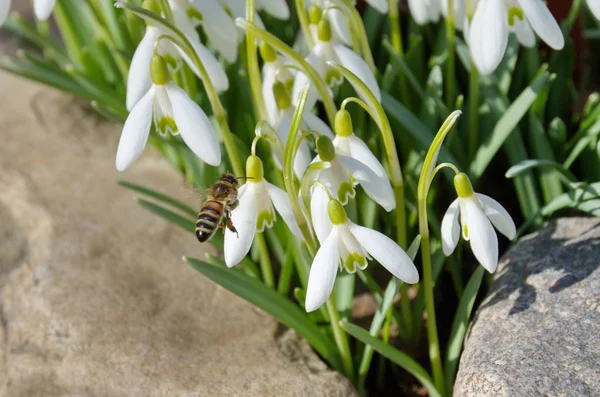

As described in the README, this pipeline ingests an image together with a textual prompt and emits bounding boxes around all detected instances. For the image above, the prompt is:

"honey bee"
[195,173,240,243]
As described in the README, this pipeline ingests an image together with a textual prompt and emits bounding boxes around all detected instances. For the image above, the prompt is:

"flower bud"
[150,55,170,85]
[246,155,264,182]
[335,109,353,137]
[454,173,474,198]
[327,199,348,225]
[317,19,332,42]
[272,81,291,110]
[316,136,336,162]
[259,42,277,63]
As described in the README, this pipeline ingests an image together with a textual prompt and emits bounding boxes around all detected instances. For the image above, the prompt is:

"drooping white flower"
[408,0,442,25]
[468,0,564,75]
[117,55,221,171]
[224,155,303,267]
[125,20,228,111]
[441,173,516,273]
[269,80,333,179]
[292,18,380,109]
[169,0,238,62]
[305,197,418,312]
[260,42,295,125]
[587,0,600,20]
[310,129,394,243]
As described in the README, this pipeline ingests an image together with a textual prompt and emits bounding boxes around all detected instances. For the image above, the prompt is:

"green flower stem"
[326,298,355,382]
[295,0,314,49]
[417,111,462,395]
[115,3,244,176]
[157,0,174,23]
[255,232,275,288]
[468,63,480,160]
[563,0,583,35]
[341,0,377,75]
[445,0,456,108]
[399,282,412,339]
[245,0,267,120]
[388,0,402,55]
[235,19,337,126]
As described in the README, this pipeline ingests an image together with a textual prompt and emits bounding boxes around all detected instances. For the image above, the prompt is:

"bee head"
[221,173,239,186]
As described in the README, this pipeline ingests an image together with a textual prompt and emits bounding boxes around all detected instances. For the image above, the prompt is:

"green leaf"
[541,182,600,216]
[469,68,554,179]
[135,198,195,232]
[119,181,198,217]
[341,321,441,397]
[444,267,485,392]
[184,257,343,371]
[505,160,577,184]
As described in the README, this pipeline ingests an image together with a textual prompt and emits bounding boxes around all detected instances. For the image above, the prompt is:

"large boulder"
[454,217,600,396]
[0,69,357,397]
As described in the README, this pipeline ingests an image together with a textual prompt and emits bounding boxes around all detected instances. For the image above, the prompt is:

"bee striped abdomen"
[195,200,224,242]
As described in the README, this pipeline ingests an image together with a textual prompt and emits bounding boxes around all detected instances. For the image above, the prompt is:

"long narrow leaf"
[135,198,195,232]
[341,321,441,397]
[184,257,343,371]
[120,180,198,217]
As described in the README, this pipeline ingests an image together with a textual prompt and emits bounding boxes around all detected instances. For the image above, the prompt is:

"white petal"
[0,0,11,26]
[126,27,158,111]
[518,0,564,50]
[333,44,381,102]
[167,83,221,166]
[476,193,516,240]
[441,198,460,256]
[349,222,419,283]
[262,63,279,125]
[347,135,387,178]
[311,186,334,244]
[512,17,536,48]
[305,229,340,312]
[169,0,199,38]
[365,0,388,14]
[463,197,499,273]
[588,0,600,20]
[34,0,55,20]
[178,37,229,92]
[193,0,238,62]
[258,0,290,19]
[469,0,508,75]
[328,8,352,46]
[224,184,257,267]
[408,0,437,25]
[337,155,395,211]
[116,87,154,171]
[267,182,304,238]
[291,50,321,109]
[303,111,334,138]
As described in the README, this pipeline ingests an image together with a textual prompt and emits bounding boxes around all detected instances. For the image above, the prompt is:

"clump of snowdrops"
[3,0,600,395]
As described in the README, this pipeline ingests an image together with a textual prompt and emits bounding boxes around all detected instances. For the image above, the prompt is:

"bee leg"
[225,212,239,238]
[229,199,239,211]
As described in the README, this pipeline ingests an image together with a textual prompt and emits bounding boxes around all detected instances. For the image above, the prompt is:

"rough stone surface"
[454,217,600,397]
[0,70,357,396]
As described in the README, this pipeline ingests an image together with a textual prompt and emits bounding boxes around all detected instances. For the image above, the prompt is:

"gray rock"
[0,70,357,397]
[454,217,600,397]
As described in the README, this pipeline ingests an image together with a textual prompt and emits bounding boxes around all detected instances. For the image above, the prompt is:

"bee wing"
[181,182,211,204]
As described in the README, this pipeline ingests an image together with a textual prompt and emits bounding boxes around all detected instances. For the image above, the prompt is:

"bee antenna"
[237,176,254,180]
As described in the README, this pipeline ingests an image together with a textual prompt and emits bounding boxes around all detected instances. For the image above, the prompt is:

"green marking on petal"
[257,209,275,232]
[507,7,524,27]
[163,54,179,70]
[325,68,342,86]
[338,182,355,204]
[157,116,177,135]
[344,253,366,273]
[186,7,203,23]
[463,224,469,239]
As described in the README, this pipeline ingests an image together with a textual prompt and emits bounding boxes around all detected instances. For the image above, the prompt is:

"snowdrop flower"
[587,0,600,20]
[469,0,564,75]
[307,1,353,46]
[292,18,380,109]
[408,0,441,25]
[269,81,333,179]
[117,55,221,171]
[310,127,394,243]
[224,155,302,267]
[441,173,516,273]
[260,42,295,125]
[305,195,418,312]
[0,0,55,25]
[126,0,228,111]
[169,0,238,62]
